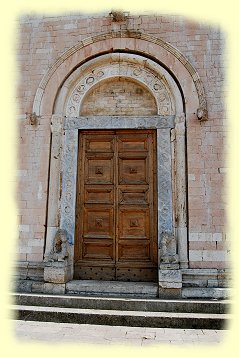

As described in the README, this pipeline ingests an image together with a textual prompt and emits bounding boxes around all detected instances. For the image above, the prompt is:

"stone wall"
[16,12,228,273]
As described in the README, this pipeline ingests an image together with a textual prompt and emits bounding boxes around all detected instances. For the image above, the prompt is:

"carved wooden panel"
[82,240,113,260]
[118,241,150,260]
[85,186,114,204]
[85,135,114,153]
[119,187,149,205]
[74,129,157,282]
[118,208,149,239]
[85,154,114,184]
[83,207,114,238]
[118,135,148,152]
[118,155,148,184]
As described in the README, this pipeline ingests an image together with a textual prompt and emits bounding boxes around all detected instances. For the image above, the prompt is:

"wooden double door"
[74,129,158,282]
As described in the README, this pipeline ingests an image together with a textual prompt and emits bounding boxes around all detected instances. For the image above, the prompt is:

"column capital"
[175,114,186,136]
[51,115,65,133]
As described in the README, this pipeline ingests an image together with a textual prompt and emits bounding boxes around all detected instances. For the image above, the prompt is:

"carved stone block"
[159,269,182,282]
[44,264,71,284]
[159,232,179,269]
[159,269,182,289]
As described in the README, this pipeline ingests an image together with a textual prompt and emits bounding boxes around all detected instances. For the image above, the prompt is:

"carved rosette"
[65,58,174,117]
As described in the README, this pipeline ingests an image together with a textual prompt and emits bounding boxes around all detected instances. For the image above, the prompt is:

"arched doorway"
[50,52,186,284]
[36,32,207,293]
[75,76,158,281]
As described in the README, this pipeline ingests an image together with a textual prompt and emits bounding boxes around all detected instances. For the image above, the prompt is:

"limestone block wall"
[16,12,228,273]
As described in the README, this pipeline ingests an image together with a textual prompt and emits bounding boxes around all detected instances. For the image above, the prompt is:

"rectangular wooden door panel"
[118,134,149,152]
[83,206,114,238]
[85,154,114,184]
[85,135,114,153]
[118,240,151,260]
[119,186,149,205]
[75,265,115,280]
[118,154,149,185]
[82,239,114,260]
[84,186,114,204]
[118,208,149,239]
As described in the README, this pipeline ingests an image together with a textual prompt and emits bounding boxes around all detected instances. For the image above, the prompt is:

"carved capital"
[175,114,186,136]
[51,115,64,133]
[175,113,185,124]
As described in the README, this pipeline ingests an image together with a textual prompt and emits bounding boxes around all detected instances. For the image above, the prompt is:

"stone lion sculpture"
[44,229,69,262]
[159,232,179,264]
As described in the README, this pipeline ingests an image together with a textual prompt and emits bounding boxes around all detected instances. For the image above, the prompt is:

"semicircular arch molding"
[54,53,182,117]
[33,31,207,121]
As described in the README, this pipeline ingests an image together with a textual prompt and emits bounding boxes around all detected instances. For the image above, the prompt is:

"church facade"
[15,11,229,298]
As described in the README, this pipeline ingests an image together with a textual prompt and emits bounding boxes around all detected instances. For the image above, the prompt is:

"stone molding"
[65,54,175,117]
[64,115,175,130]
[33,31,207,120]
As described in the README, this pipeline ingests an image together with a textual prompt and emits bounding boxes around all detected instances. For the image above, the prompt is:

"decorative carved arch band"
[54,53,180,117]
[33,31,207,121]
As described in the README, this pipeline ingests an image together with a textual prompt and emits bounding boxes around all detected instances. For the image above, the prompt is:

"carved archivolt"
[64,54,175,117]
[33,31,207,120]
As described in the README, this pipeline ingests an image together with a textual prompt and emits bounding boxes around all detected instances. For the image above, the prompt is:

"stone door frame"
[44,112,188,285]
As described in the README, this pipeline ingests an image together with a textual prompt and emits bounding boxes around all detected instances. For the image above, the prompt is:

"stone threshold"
[66,280,159,298]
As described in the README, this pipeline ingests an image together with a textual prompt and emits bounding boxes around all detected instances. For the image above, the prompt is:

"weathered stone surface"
[60,129,78,245]
[64,116,175,130]
[31,282,44,293]
[159,270,182,282]
[44,229,70,262]
[15,280,33,293]
[159,232,179,268]
[158,288,182,299]
[159,269,182,289]
[44,283,66,295]
[44,265,70,284]
[182,288,231,299]
[159,282,182,289]
[66,280,158,298]
[157,129,173,238]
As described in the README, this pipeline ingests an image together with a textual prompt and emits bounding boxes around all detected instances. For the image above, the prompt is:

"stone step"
[11,293,229,314]
[12,304,230,330]
[66,280,159,298]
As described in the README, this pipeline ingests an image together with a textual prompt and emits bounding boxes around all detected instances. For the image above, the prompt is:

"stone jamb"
[175,114,188,269]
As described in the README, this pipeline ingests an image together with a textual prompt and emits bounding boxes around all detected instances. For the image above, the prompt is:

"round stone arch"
[53,52,183,117]
[34,31,207,121]
[41,32,205,287]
